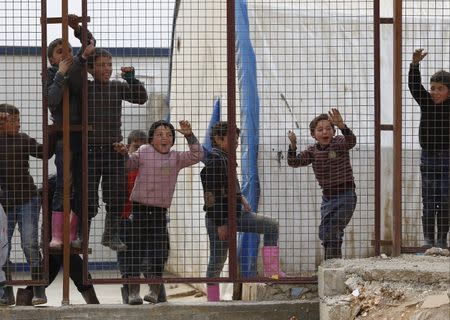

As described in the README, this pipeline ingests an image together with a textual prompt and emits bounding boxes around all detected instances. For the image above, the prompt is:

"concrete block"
[318,266,347,297]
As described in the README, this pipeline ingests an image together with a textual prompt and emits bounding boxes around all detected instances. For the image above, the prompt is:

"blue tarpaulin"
[202,97,221,163]
[235,0,261,278]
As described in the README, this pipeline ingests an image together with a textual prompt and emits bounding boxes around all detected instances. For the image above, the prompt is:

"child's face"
[430,82,449,104]
[312,119,335,146]
[151,125,174,154]
[49,44,73,65]
[0,114,20,135]
[128,139,146,153]
[89,56,113,83]
[213,133,239,153]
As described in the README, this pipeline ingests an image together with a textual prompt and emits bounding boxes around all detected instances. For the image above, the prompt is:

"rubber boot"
[101,213,127,252]
[143,284,161,304]
[324,245,342,260]
[81,287,100,304]
[0,286,14,306]
[128,284,143,305]
[261,246,286,278]
[0,265,15,306]
[72,218,92,250]
[31,267,47,306]
[69,211,80,248]
[158,284,167,303]
[121,285,129,304]
[422,216,435,248]
[15,288,33,306]
[49,211,64,249]
[436,232,448,249]
[207,284,220,302]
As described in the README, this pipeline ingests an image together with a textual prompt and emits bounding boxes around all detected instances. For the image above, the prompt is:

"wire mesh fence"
[0,0,447,305]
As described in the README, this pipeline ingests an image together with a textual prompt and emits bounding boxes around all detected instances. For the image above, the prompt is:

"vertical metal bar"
[61,0,71,305]
[373,0,381,256]
[227,0,237,280]
[40,0,49,284]
[81,0,90,284]
[392,0,403,257]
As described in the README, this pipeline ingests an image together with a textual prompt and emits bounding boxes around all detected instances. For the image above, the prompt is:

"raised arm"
[287,130,313,167]
[408,49,431,108]
[329,108,356,149]
[119,67,149,105]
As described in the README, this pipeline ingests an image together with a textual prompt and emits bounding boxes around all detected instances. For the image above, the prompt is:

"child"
[46,14,95,249]
[0,204,7,306]
[408,49,450,248]
[0,104,56,305]
[118,130,166,304]
[200,121,283,302]
[16,174,99,305]
[287,108,357,260]
[114,120,203,305]
[85,48,148,251]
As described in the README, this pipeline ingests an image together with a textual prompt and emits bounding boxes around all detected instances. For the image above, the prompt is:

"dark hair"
[309,114,334,136]
[430,70,450,89]
[148,120,176,145]
[87,48,113,68]
[47,38,73,61]
[0,103,20,115]
[211,121,241,147]
[127,130,148,145]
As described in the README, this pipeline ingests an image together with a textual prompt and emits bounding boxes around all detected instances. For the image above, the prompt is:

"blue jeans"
[6,196,41,268]
[319,189,357,249]
[205,213,279,278]
[420,150,449,241]
[52,139,83,215]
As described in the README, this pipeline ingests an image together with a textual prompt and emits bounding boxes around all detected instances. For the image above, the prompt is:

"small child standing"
[0,104,56,305]
[114,120,203,305]
[408,49,450,248]
[287,108,357,260]
[0,204,7,306]
[200,121,283,302]
[85,48,148,251]
[118,130,167,304]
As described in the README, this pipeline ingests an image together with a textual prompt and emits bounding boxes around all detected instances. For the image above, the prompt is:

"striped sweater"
[287,126,356,196]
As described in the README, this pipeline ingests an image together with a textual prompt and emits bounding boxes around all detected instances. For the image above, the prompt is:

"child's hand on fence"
[121,67,135,82]
[113,142,128,156]
[412,48,427,64]
[177,120,193,137]
[58,56,73,75]
[82,39,95,60]
[328,108,345,129]
[68,14,81,32]
[288,130,297,149]
[218,225,228,241]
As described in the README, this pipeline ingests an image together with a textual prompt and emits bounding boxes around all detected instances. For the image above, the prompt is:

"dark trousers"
[87,145,127,219]
[420,150,450,243]
[124,203,169,278]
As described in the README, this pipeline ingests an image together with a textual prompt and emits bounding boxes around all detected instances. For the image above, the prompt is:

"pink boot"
[69,211,78,243]
[49,211,63,249]
[207,284,220,302]
[262,246,286,278]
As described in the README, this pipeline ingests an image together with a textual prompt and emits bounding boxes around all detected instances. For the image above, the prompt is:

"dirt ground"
[322,251,450,320]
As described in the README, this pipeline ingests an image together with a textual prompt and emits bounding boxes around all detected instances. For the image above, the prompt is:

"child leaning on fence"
[83,48,148,252]
[287,108,357,260]
[200,121,284,303]
[408,49,450,249]
[113,120,203,305]
[46,14,96,249]
[0,104,56,306]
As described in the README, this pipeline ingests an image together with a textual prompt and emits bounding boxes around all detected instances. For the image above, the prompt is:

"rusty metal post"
[227,0,237,280]
[373,0,381,256]
[61,0,71,305]
[392,0,403,257]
